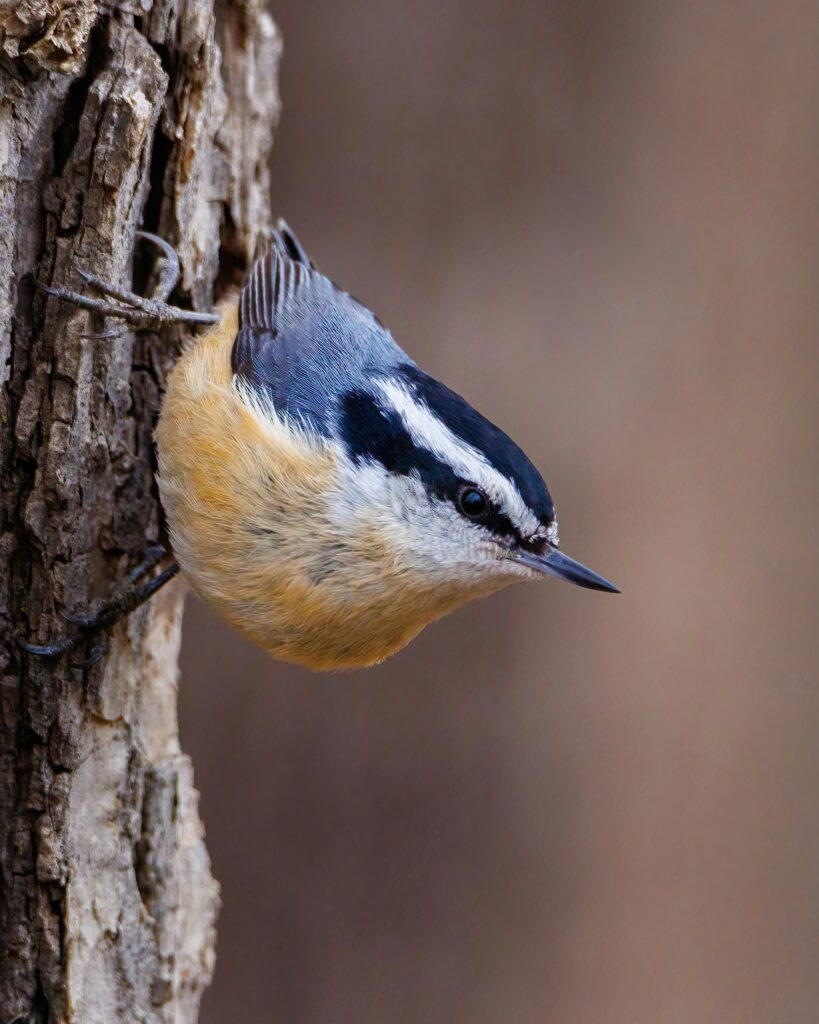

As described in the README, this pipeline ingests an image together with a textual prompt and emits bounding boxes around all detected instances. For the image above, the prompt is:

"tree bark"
[0,2,280,1022]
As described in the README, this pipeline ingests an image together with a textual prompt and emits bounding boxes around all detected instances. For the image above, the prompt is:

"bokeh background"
[180,2,819,1022]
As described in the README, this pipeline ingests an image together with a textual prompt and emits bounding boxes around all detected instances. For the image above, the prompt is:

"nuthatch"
[27,223,618,669]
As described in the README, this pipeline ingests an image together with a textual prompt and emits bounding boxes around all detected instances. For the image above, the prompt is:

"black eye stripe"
[479,505,519,542]
[398,364,555,524]
[339,389,524,543]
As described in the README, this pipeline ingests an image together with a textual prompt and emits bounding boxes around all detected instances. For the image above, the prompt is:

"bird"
[26,222,618,669]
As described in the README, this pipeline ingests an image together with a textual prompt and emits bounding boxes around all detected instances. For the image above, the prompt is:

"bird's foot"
[19,546,180,662]
[38,231,220,338]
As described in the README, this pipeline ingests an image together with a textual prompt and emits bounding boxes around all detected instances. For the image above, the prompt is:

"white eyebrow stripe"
[376,379,540,536]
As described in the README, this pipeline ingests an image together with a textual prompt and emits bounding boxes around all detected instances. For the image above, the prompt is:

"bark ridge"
[0,3,280,1021]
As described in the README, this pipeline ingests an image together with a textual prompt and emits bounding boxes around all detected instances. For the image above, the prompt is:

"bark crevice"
[0,4,280,1022]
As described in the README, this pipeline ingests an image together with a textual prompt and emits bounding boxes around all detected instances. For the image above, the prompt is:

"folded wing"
[231,223,411,437]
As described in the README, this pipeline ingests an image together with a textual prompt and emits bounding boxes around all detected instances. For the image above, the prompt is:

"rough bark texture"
[0,2,280,1022]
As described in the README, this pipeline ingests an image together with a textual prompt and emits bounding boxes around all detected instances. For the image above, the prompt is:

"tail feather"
[272,218,315,268]
[250,219,316,273]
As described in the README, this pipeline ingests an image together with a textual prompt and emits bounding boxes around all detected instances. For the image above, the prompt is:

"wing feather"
[232,225,411,436]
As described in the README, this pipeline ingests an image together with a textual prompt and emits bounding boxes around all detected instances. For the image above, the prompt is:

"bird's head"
[332,362,618,601]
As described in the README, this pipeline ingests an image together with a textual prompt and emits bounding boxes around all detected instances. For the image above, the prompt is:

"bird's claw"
[38,232,219,333]
[79,327,126,341]
[18,635,81,659]
[19,548,179,663]
[73,641,109,669]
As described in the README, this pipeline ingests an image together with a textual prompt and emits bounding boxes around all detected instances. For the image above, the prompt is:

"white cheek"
[395,490,505,584]
[326,457,391,524]
[327,458,508,585]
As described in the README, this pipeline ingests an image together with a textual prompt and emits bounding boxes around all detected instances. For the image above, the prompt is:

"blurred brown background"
[179,2,819,1022]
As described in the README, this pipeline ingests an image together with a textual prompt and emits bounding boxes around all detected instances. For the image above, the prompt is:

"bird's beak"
[516,548,620,593]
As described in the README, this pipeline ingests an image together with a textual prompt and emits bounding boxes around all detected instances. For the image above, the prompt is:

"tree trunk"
[0,3,280,1022]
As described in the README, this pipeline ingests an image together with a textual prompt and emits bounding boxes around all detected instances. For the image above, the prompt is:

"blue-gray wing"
[231,225,412,437]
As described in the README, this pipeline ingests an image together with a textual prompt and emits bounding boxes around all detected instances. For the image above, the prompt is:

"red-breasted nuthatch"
[28,223,618,669]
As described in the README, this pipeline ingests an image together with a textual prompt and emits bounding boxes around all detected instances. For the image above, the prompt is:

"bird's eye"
[457,486,489,519]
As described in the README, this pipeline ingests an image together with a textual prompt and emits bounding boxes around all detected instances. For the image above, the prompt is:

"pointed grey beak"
[517,548,620,593]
